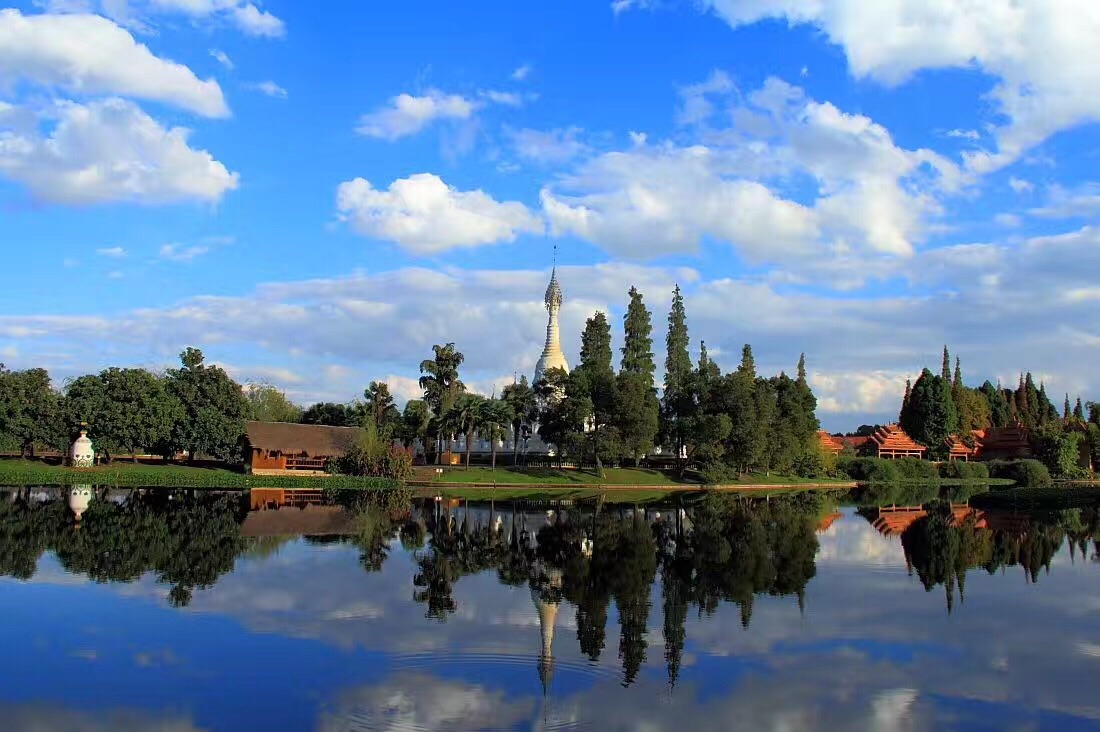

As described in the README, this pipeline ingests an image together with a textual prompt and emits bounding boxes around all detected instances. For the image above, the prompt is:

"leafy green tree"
[0,366,65,456]
[245,383,302,423]
[697,340,720,382]
[447,392,485,469]
[400,399,432,451]
[361,381,401,436]
[575,312,619,471]
[979,381,1011,428]
[719,345,761,472]
[537,367,586,464]
[419,343,466,461]
[616,287,659,461]
[661,285,694,467]
[501,376,537,465]
[66,368,182,461]
[300,402,356,426]
[165,348,248,462]
[476,398,514,470]
[900,368,958,458]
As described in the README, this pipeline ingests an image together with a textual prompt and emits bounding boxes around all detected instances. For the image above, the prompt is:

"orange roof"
[871,424,926,454]
[945,434,979,457]
[817,431,844,455]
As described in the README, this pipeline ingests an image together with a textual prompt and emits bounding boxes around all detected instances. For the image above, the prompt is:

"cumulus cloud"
[0,98,239,205]
[688,0,1100,172]
[356,90,478,140]
[336,173,543,254]
[541,77,958,273]
[0,9,228,118]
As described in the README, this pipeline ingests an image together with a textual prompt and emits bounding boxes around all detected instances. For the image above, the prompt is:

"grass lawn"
[0,459,393,490]
[424,486,695,504]
[721,472,854,486]
[418,466,700,486]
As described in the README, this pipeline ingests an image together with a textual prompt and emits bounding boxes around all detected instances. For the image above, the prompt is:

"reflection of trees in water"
[0,489,244,607]
[900,503,1100,612]
[408,495,821,688]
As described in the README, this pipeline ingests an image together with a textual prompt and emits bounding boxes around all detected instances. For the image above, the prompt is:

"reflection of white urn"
[70,429,95,468]
[68,485,92,521]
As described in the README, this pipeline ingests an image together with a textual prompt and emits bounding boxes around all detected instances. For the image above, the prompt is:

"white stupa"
[70,427,95,468]
[531,566,564,696]
[532,267,569,386]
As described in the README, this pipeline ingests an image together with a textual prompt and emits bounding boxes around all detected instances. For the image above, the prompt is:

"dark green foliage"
[899,368,958,458]
[300,402,357,426]
[893,457,941,484]
[616,288,659,460]
[938,461,990,481]
[838,456,901,483]
[65,368,182,460]
[661,285,694,464]
[165,348,249,462]
[987,459,1053,488]
[501,377,537,465]
[361,381,402,436]
[1033,427,1087,478]
[0,366,66,456]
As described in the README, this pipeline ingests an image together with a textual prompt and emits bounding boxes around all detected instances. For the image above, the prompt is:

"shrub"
[987,459,1052,489]
[938,461,990,481]
[700,460,737,486]
[838,456,899,483]
[893,458,940,484]
[793,449,826,479]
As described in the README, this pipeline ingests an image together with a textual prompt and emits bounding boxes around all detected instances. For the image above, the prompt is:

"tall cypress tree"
[941,346,951,381]
[698,341,720,381]
[1065,394,1072,423]
[617,287,659,461]
[900,368,958,457]
[577,312,618,468]
[1074,397,1086,423]
[661,285,693,462]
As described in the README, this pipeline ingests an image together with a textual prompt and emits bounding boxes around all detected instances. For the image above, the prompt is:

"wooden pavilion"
[870,424,926,460]
[945,434,980,462]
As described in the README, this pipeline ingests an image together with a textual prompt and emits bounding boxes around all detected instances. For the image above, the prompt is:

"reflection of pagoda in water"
[530,564,563,695]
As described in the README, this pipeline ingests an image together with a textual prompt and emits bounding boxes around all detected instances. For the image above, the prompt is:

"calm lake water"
[2,487,1099,731]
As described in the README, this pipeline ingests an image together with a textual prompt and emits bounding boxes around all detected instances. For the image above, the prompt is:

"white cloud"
[541,77,959,273]
[946,128,980,141]
[0,9,228,118]
[248,80,287,99]
[993,212,1022,228]
[230,2,285,38]
[209,48,233,69]
[356,90,477,140]
[96,246,126,257]
[506,126,589,164]
[1009,176,1034,194]
[479,89,527,107]
[159,243,210,262]
[1028,183,1100,218]
[336,173,543,255]
[57,0,288,38]
[511,64,531,81]
[0,98,238,205]
[692,0,1100,172]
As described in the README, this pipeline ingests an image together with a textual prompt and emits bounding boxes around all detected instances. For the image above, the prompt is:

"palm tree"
[419,343,466,462]
[478,398,515,471]
[362,381,399,435]
[448,393,485,469]
[502,376,537,467]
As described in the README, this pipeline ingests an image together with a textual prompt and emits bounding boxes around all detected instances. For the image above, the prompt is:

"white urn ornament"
[70,427,95,468]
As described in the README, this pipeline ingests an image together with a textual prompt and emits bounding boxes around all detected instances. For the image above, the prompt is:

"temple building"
[870,424,926,460]
[817,431,844,456]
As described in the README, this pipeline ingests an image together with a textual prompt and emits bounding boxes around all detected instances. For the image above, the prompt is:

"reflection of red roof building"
[869,504,975,536]
[871,424,926,460]
[975,426,1032,460]
[946,434,979,462]
[817,431,844,456]
[816,512,842,533]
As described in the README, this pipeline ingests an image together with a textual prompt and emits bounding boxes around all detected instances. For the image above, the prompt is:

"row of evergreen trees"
[401,285,823,476]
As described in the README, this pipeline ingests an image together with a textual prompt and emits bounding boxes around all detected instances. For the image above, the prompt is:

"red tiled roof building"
[870,424,926,460]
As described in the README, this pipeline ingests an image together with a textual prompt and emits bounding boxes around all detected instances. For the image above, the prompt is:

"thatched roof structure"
[244,421,359,457]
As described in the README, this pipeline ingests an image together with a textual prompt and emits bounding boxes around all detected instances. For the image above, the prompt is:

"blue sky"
[2,1,1100,429]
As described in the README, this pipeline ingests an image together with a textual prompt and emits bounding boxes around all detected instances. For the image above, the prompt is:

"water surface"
[1,488,1098,731]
